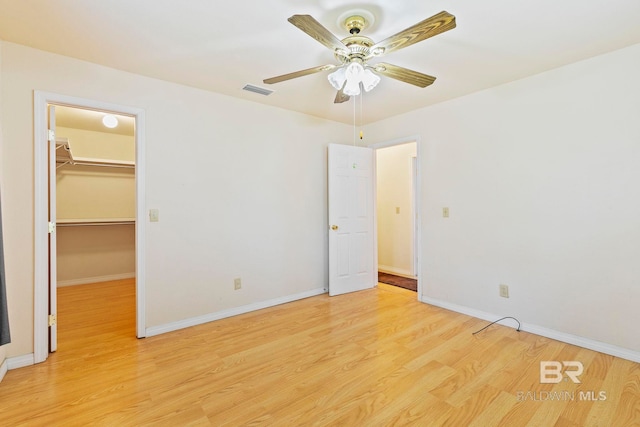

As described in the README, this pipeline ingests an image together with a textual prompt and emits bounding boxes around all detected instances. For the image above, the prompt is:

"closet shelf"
[57,218,136,226]
[56,138,135,169]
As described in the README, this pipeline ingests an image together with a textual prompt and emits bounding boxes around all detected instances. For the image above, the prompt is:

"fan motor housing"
[335,35,374,63]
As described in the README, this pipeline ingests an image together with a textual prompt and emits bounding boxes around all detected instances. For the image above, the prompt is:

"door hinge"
[48,314,57,327]
[48,129,55,142]
[48,222,56,234]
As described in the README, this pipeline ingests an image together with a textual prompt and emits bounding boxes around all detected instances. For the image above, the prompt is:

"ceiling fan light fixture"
[265,11,456,103]
[345,62,364,80]
[343,78,361,96]
[361,69,380,92]
[343,62,366,96]
[331,62,378,96]
[327,67,346,90]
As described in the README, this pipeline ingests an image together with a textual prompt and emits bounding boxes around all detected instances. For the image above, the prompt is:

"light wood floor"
[0,279,638,426]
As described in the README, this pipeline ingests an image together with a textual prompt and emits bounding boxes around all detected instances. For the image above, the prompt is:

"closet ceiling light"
[102,114,118,128]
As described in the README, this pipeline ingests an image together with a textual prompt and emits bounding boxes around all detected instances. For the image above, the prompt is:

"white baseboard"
[57,272,136,287]
[378,265,414,278]
[146,287,327,337]
[7,353,35,370]
[0,358,7,383]
[420,296,640,364]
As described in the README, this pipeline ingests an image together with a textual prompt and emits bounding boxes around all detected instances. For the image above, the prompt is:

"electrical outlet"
[234,278,242,290]
[443,207,449,218]
[499,284,509,298]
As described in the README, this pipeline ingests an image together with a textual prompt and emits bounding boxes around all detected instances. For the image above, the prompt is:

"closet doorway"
[374,140,419,294]
[54,106,136,352]
[34,92,146,363]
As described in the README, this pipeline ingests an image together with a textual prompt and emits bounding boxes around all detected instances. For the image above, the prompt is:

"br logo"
[540,361,583,384]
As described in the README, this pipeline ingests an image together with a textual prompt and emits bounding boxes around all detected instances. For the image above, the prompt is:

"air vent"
[242,84,274,96]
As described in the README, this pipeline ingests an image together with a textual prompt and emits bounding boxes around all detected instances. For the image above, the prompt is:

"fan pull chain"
[352,93,356,146]
[360,91,363,140]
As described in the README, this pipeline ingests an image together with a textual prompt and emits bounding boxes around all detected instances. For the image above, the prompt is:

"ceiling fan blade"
[288,15,349,54]
[373,63,436,88]
[370,11,456,56]
[263,64,336,85]
[334,89,350,104]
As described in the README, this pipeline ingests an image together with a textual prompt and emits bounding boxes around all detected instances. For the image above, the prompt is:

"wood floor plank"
[0,280,638,426]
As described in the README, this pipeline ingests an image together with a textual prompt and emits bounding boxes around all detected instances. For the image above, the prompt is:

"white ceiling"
[1,0,639,125]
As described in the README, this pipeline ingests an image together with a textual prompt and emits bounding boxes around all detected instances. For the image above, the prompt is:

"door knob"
[331,225,339,230]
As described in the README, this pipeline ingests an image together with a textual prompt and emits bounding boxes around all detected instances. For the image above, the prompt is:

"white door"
[48,105,58,352]
[328,144,376,296]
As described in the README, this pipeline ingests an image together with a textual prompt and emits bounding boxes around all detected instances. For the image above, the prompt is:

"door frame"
[371,135,422,297]
[33,91,146,363]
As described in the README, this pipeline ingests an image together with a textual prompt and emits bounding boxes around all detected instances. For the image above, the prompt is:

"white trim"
[135,111,147,338]
[378,265,414,278]
[57,273,136,287]
[33,92,49,364]
[7,353,35,370]
[371,135,421,150]
[420,296,640,364]
[146,288,327,337]
[414,139,422,293]
[0,358,7,382]
[371,135,422,298]
[33,91,147,363]
[411,156,418,277]
[372,149,379,289]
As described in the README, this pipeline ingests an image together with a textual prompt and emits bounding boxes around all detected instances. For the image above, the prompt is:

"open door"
[47,104,58,352]
[34,91,146,364]
[328,143,376,296]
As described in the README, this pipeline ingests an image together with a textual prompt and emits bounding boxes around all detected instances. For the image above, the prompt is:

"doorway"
[374,139,419,295]
[54,105,136,350]
[34,92,146,363]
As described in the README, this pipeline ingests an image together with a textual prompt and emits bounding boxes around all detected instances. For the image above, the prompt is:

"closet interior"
[55,106,136,287]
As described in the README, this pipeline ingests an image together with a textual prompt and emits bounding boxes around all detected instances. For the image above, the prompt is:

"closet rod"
[57,221,135,227]
[55,140,135,169]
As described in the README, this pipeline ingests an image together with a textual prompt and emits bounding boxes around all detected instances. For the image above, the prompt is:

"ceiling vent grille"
[242,84,274,96]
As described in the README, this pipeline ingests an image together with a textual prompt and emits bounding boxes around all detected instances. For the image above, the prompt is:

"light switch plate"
[499,284,509,298]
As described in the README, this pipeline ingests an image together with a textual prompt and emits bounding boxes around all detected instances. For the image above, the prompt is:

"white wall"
[0,41,350,358]
[56,225,135,286]
[57,165,135,220]
[366,43,640,354]
[376,143,416,276]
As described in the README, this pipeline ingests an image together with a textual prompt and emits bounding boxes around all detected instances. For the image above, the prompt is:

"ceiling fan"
[263,10,456,103]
